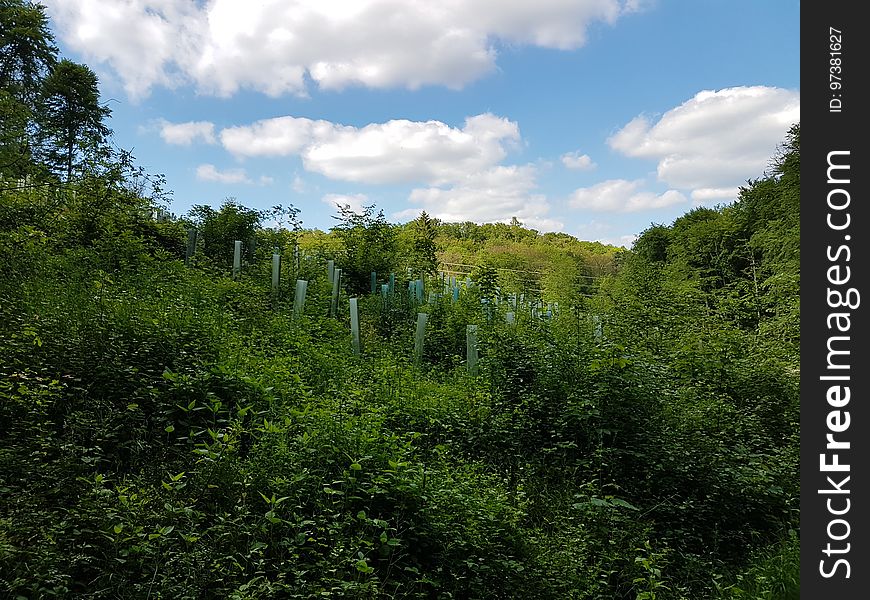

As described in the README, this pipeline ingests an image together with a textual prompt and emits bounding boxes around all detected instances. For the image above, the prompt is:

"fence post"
[327,259,335,283]
[370,271,377,294]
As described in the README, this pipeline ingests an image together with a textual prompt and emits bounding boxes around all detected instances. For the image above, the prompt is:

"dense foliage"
[2,4,799,598]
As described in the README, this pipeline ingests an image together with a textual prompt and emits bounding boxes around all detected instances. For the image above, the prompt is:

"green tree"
[188,198,262,266]
[0,0,58,176]
[633,224,670,263]
[0,0,57,101]
[330,203,397,294]
[0,89,31,176]
[37,59,111,181]
[409,211,438,278]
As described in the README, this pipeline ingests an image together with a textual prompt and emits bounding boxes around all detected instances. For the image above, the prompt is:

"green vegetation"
[1,3,799,598]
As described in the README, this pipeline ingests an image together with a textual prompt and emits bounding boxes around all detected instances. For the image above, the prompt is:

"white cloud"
[158,119,216,145]
[43,0,643,98]
[573,220,637,248]
[398,165,563,231]
[219,113,520,186]
[561,151,596,170]
[304,114,519,185]
[43,0,203,99]
[690,187,739,202]
[291,174,307,193]
[569,179,687,212]
[195,163,251,184]
[608,86,800,193]
[322,193,370,215]
[612,234,638,248]
[220,116,319,157]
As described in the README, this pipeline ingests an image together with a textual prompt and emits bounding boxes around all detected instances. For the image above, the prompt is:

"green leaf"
[355,559,372,573]
[611,498,639,511]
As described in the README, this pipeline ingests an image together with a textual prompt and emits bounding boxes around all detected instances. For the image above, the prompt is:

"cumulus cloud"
[607,86,800,194]
[560,151,596,170]
[397,165,563,231]
[221,116,319,157]
[573,221,638,248]
[322,193,370,215]
[690,187,739,202]
[43,0,203,98]
[305,114,519,185]
[219,113,520,186]
[196,164,250,184]
[43,0,643,98]
[569,179,687,212]
[158,119,216,145]
[196,163,254,184]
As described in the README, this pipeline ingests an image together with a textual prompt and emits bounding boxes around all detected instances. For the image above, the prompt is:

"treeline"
[604,124,800,363]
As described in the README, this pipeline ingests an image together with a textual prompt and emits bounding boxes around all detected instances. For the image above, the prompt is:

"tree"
[409,211,438,278]
[37,59,111,181]
[0,0,57,101]
[188,198,262,266]
[632,224,670,263]
[0,88,31,176]
[0,0,58,176]
[330,203,397,294]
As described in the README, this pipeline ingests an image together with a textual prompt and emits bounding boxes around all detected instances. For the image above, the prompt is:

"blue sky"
[42,0,799,247]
